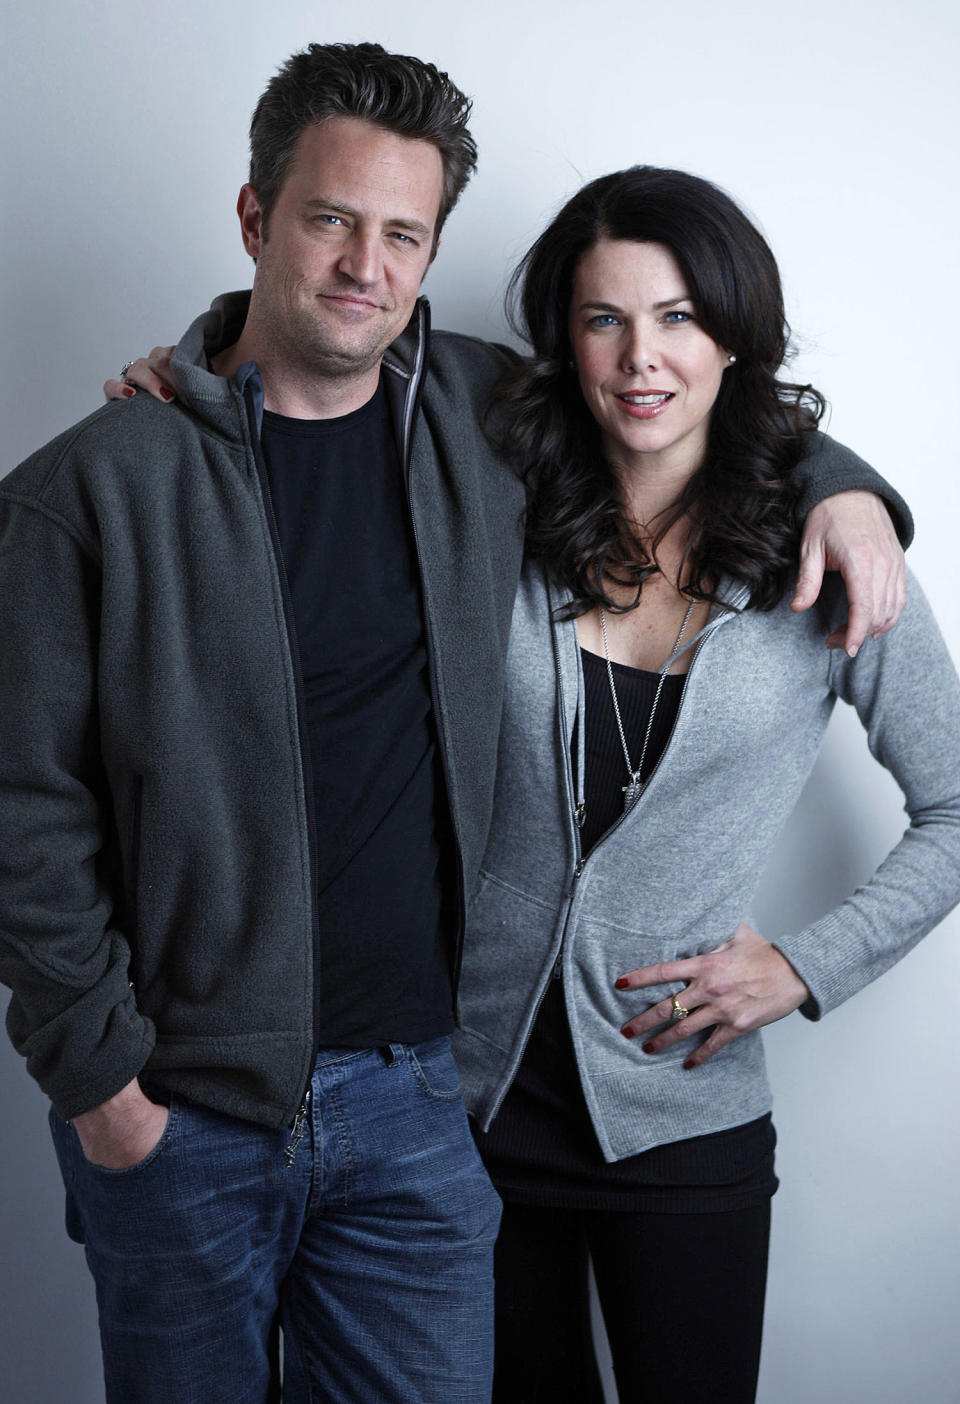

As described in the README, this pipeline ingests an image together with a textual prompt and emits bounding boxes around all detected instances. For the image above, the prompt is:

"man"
[0,40,909,1404]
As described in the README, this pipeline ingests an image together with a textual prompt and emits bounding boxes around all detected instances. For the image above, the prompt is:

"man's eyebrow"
[301,198,431,238]
[389,216,433,237]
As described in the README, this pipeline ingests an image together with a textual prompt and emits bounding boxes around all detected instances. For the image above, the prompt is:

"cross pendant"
[622,776,643,814]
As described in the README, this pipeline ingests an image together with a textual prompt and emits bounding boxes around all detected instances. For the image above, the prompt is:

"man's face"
[239,117,444,380]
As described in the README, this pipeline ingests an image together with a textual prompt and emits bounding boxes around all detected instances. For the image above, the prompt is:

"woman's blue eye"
[587,314,620,328]
[663,310,693,324]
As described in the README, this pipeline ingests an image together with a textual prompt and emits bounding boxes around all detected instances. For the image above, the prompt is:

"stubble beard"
[265,296,401,385]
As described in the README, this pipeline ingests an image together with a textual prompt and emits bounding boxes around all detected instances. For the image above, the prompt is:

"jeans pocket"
[54,1099,182,1180]
[50,1100,183,1250]
[406,1037,462,1100]
[88,1099,181,1177]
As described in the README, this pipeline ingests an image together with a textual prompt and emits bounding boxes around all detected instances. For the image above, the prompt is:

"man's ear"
[237,184,265,261]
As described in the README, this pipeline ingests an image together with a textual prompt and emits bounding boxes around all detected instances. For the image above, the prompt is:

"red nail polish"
[121,385,135,398]
[621,1027,635,1039]
[642,1042,655,1054]
[159,387,174,402]
[615,977,629,989]
[683,1059,696,1070]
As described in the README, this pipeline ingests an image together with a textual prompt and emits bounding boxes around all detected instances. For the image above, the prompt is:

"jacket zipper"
[391,303,468,1019]
[241,383,322,1125]
[553,609,737,976]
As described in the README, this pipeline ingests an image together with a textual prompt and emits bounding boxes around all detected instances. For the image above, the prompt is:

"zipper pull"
[575,803,586,828]
[284,1089,311,1168]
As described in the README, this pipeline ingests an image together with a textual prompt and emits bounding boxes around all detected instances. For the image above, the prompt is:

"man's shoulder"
[1,393,223,545]
[421,328,523,418]
[7,392,197,481]
[428,327,522,371]
[429,329,522,387]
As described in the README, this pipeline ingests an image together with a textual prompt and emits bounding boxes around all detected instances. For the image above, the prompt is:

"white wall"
[2,3,958,1400]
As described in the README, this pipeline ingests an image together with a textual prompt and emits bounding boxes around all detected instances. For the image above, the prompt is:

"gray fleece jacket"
[0,290,913,1129]
[0,293,526,1126]
[453,562,960,1161]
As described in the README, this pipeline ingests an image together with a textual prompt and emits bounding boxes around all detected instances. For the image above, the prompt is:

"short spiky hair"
[249,42,477,238]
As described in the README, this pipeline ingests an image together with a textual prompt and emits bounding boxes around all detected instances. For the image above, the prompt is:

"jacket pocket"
[460,870,561,1054]
[567,913,685,1068]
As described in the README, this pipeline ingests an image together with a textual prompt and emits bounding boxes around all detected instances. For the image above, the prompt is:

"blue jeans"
[50,1039,502,1403]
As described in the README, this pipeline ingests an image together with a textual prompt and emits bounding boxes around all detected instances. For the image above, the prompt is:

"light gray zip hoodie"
[453,562,960,1161]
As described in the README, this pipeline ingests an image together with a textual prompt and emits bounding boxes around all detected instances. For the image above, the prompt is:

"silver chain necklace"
[599,596,696,814]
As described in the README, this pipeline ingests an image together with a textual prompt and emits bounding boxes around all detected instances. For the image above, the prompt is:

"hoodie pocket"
[568,913,685,1063]
[460,870,560,1054]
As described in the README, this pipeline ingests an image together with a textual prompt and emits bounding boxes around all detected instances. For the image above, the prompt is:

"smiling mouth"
[615,391,675,419]
[618,392,673,407]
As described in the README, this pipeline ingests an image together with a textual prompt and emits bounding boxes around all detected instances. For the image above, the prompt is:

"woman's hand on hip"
[614,922,809,1069]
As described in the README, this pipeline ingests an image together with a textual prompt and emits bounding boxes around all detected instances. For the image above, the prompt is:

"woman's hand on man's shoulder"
[104,347,178,403]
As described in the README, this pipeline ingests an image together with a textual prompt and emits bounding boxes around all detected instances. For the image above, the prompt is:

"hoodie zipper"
[240,381,322,1126]
[389,303,469,1018]
[552,597,745,978]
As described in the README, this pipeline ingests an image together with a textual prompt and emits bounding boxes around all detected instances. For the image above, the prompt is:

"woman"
[451,166,960,1403]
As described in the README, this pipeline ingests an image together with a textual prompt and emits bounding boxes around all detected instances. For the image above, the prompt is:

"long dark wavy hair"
[492,166,825,616]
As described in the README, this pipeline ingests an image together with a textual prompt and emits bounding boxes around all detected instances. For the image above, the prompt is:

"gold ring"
[671,994,689,1020]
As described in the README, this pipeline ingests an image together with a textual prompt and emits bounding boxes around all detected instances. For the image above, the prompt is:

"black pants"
[492,1199,771,1404]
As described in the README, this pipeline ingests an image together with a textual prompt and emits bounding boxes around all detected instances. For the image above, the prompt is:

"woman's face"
[568,238,731,482]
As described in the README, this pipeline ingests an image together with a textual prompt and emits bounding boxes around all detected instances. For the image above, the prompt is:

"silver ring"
[119,361,136,382]
[671,994,689,1020]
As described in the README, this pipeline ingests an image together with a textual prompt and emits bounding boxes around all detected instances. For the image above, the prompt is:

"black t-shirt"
[259,381,455,1046]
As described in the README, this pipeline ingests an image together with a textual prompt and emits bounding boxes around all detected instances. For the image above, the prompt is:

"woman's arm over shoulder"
[773,568,960,1018]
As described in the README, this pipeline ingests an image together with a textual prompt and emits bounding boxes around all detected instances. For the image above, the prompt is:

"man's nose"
[338,231,383,286]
